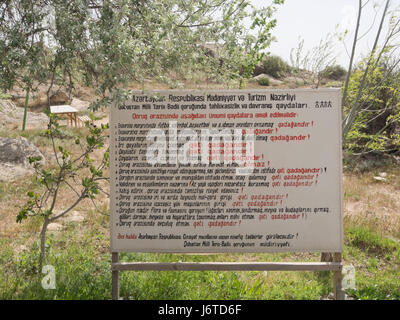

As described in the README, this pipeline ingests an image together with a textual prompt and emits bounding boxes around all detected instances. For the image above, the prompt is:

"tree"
[7,0,286,267]
[0,0,285,113]
[17,117,109,269]
[0,0,51,130]
[289,34,337,88]
[342,0,400,143]
[343,54,400,158]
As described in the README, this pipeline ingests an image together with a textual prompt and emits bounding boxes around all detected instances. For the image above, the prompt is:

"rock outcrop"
[0,99,48,130]
[252,73,284,86]
[0,137,45,181]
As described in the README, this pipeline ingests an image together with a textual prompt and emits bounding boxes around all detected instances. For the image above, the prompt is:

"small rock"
[373,176,386,182]
[320,293,334,300]
[64,211,85,223]
[379,172,387,178]
[47,223,63,231]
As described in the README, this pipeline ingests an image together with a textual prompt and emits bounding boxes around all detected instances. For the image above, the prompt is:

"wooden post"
[112,252,120,300]
[321,252,333,262]
[333,252,345,300]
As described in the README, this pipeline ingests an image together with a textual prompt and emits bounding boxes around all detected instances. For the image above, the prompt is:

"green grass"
[0,216,331,300]
[1,219,399,300]
[342,224,400,300]
[346,224,399,257]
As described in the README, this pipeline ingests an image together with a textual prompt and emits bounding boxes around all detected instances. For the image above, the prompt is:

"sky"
[252,0,399,67]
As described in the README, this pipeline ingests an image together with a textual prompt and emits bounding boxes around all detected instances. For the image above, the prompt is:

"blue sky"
[252,0,397,67]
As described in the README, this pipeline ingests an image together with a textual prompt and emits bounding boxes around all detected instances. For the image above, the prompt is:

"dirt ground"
[343,172,400,238]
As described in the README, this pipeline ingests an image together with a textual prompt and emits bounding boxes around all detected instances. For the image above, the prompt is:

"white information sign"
[110,89,343,253]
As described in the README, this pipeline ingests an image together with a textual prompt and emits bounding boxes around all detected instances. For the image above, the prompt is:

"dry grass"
[343,168,400,238]
[0,125,109,240]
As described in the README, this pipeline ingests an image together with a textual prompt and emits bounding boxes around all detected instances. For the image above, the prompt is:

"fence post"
[321,252,333,262]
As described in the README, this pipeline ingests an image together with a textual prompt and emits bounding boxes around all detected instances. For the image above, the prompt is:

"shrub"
[262,55,290,79]
[257,77,270,86]
[0,90,11,99]
[320,65,346,80]
[344,56,400,159]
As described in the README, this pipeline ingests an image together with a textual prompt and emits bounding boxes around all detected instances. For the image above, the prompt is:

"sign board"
[110,89,343,253]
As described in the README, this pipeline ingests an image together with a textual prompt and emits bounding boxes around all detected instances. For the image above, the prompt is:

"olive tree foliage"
[2,0,285,267]
[0,1,51,129]
[0,0,285,111]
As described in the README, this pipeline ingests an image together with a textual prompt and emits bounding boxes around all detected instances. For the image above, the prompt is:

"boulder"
[49,90,70,106]
[252,64,265,77]
[47,222,63,232]
[0,137,45,181]
[63,210,85,223]
[0,99,19,116]
[70,98,90,111]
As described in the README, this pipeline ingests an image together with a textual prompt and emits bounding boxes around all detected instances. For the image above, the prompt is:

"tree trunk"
[39,217,49,270]
[342,0,362,108]
[22,87,30,131]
